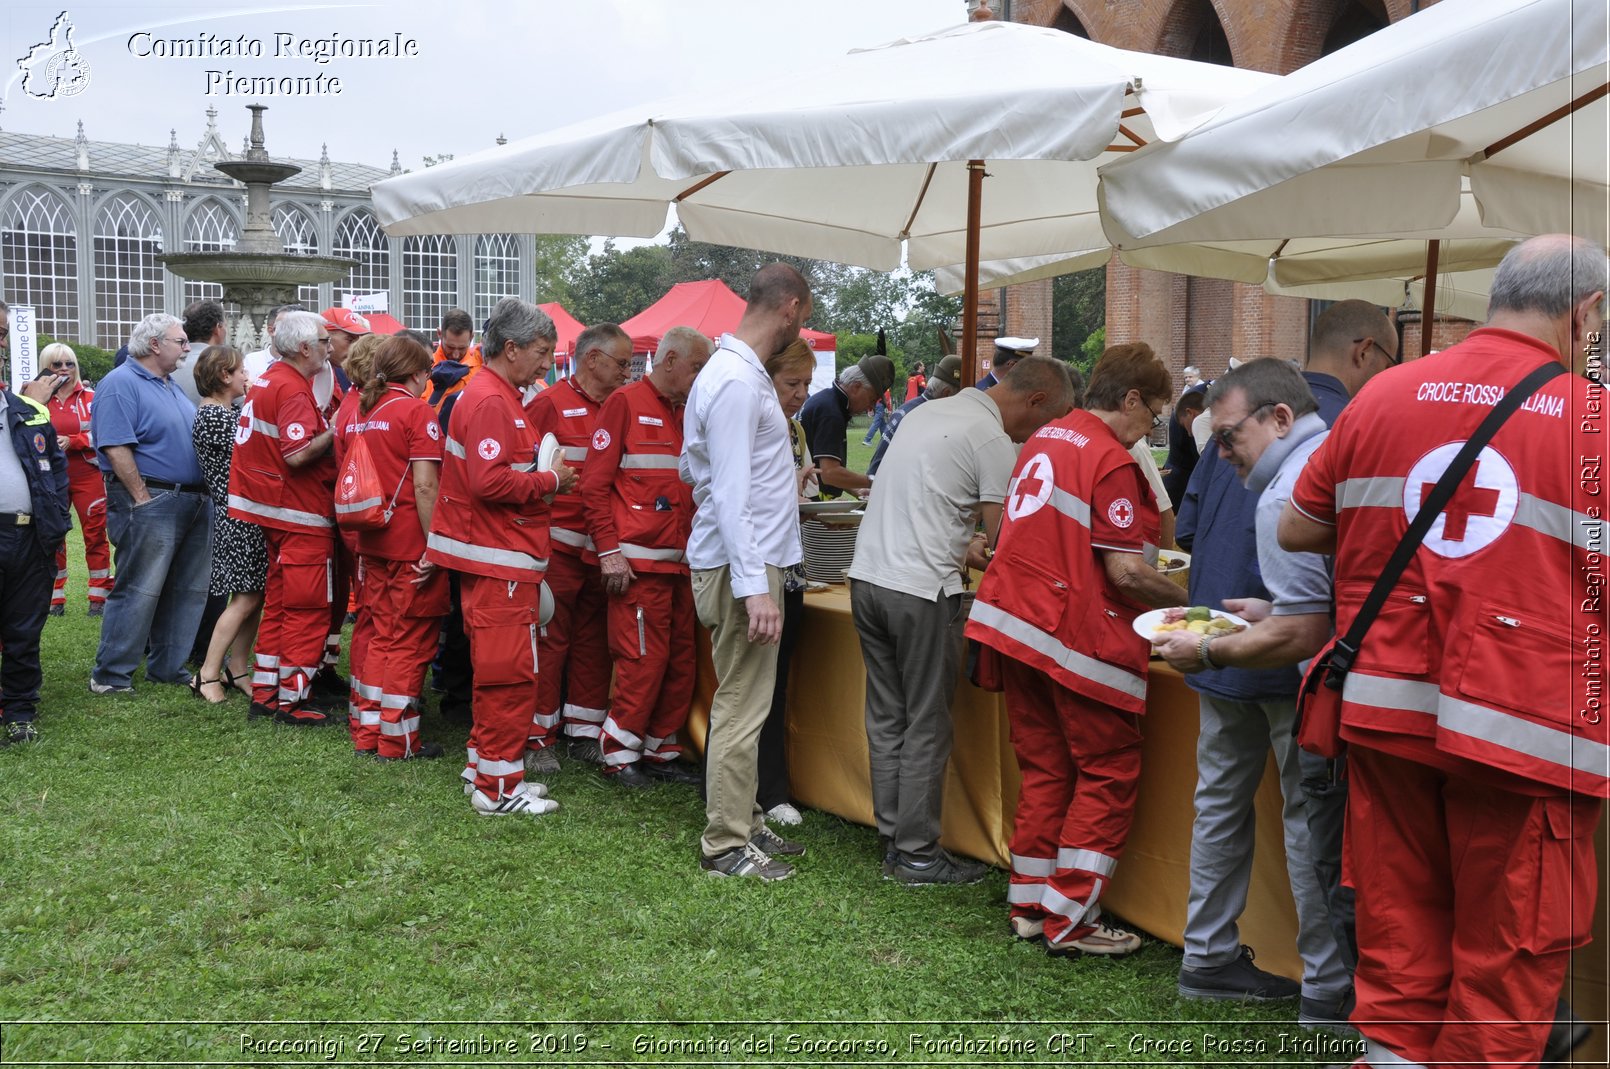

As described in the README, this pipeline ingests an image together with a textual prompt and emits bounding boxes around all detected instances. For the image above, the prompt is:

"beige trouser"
[692,564,784,858]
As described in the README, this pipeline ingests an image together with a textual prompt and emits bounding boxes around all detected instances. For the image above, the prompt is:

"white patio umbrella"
[371,20,1270,380]
[1099,0,1606,354]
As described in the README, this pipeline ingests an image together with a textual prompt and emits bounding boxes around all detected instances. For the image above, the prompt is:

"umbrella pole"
[962,159,985,387]
[1420,239,1441,358]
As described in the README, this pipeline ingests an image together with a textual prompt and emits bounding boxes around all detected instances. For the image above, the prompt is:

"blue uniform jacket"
[3,389,71,554]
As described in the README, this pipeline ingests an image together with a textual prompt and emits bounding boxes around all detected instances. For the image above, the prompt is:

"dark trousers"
[436,570,474,723]
[0,527,55,723]
[757,584,804,810]
[1300,748,1357,973]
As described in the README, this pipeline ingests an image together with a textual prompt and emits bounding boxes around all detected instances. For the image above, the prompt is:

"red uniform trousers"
[530,549,611,748]
[1001,656,1143,948]
[600,573,695,769]
[52,457,110,608]
[346,548,379,752]
[253,528,336,713]
[361,558,449,759]
[1346,745,1599,1068]
[462,572,542,800]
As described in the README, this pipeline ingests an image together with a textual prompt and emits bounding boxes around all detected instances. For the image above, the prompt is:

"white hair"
[128,314,182,360]
[655,326,712,364]
[838,365,870,389]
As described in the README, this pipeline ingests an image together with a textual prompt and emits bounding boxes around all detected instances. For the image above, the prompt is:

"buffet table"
[691,584,1606,1056]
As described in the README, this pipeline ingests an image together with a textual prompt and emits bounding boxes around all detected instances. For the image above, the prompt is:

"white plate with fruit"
[1133,605,1249,643]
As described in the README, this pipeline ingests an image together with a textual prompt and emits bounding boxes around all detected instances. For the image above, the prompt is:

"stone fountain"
[161,104,354,342]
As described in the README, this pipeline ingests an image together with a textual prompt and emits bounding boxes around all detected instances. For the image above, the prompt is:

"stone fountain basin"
[159,252,354,285]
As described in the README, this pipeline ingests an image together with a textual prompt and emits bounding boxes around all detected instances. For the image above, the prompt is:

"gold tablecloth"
[691,584,1607,1058]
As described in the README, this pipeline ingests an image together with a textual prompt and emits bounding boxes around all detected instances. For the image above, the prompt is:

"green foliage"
[1080,325,1107,372]
[530,235,589,308]
[566,240,678,325]
[38,334,116,384]
[1053,267,1106,367]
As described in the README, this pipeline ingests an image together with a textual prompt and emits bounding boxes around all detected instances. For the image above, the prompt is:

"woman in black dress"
[191,345,267,703]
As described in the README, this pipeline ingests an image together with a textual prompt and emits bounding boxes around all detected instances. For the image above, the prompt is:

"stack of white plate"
[802,519,859,583]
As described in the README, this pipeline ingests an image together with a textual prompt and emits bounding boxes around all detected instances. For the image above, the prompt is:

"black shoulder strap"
[1325,359,1568,685]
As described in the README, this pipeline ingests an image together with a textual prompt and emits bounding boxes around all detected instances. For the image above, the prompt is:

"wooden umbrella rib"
[899,163,938,240]
[673,171,730,202]
[1117,123,1147,148]
[1482,81,1609,159]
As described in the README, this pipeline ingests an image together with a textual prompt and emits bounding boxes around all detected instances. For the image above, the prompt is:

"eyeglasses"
[1151,408,1166,430]
[1357,337,1401,366]
[163,335,189,347]
[49,361,76,370]
[592,349,632,373]
[1132,391,1166,430]
[1213,402,1275,450]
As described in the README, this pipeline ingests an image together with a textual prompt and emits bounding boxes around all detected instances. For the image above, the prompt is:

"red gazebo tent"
[539,302,587,357]
[620,280,836,357]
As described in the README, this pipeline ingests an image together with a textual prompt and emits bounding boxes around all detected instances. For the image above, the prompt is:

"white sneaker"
[471,785,558,817]
[464,776,547,799]
[766,802,803,826]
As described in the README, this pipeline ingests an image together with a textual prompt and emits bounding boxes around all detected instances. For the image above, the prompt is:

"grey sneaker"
[1047,921,1143,958]
[701,843,794,881]
[1179,945,1300,1001]
[750,824,806,857]
[88,678,134,695]
[887,850,988,886]
[567,737,603,764]
[0,722,39,747]
[524,746,562,775]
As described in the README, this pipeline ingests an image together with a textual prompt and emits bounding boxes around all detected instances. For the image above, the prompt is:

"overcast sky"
[2,1,966,171]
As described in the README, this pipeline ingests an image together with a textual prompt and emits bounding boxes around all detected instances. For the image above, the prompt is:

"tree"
[1052,267,1106,368]
[568,240,677,325]
[819,268,911,335]
[531,235,589,307]
[664,227,828,298]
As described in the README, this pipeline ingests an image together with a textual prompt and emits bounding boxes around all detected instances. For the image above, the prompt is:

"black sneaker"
[47,605,64,617]
[887,850,988,886]
[1179,946,1300,1001]
[273,703,333,728]
[0,722,39,747]
[375,742,445,762]
[700,843,794,881]
[310,665,348,700]
[750,825,806,857]
[567,737,603,764]
[606,763,653,788]
[1299,990,1356,1032]
[643,760,703,786]
[86,604,104,617]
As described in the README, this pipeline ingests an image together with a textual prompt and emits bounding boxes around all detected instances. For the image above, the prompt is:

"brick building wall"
[971,0,1461,385]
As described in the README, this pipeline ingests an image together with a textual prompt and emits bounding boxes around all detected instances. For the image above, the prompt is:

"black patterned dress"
[192,401,267,596]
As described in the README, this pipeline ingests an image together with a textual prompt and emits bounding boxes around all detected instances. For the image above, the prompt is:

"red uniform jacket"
[526,377,605,560]
[579,377,691,575]
[965,409,1159,714]
[1292,328,1609,797]
[228,360,337,532]
[426,369,559,582]
[46,383,96,465]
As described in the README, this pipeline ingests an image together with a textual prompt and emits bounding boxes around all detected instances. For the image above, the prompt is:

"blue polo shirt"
[93,358,203,485]
[798,382,852,498]
[1176,371,1349,701]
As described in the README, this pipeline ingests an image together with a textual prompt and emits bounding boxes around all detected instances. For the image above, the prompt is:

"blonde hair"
[765,338,816,379]
[344,332,386,391]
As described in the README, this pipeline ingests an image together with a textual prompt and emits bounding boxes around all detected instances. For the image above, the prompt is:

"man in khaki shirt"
[849,356,1077,884]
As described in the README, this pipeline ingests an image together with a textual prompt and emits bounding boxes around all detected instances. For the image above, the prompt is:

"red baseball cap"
[320,307,372,336]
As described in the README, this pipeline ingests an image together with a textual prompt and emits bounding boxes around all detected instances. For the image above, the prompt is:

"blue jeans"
[94,481,213,687]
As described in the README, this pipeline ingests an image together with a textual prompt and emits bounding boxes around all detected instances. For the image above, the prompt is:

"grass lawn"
[0,523,1347,1068]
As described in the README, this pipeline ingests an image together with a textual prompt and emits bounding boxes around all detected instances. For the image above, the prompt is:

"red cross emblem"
[1007,453,1054,520]
[1404,444,1517,559]
[1108,498,1135,529]
[1421,462,1502,542]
